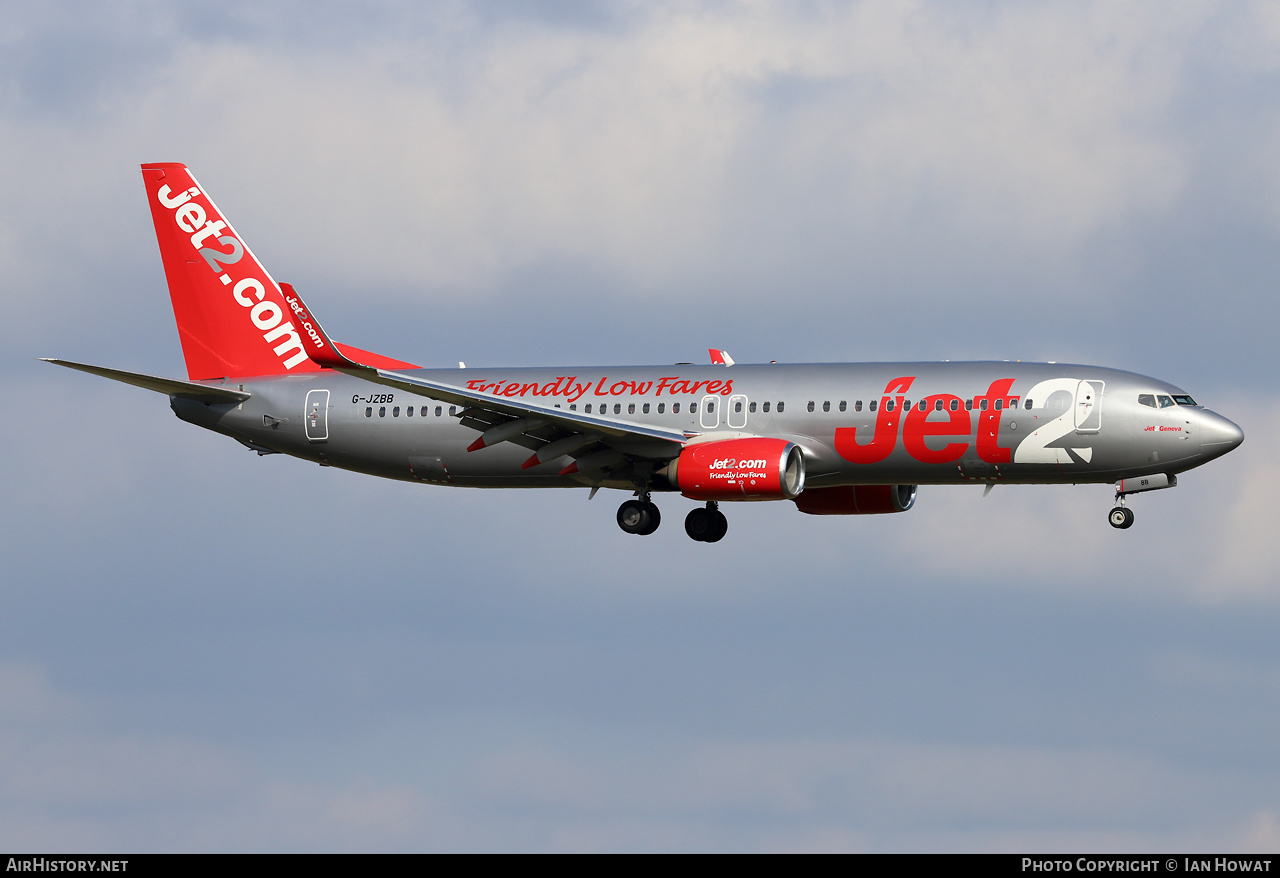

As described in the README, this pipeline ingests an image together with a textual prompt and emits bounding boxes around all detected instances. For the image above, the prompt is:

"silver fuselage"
[172,361,1243,493]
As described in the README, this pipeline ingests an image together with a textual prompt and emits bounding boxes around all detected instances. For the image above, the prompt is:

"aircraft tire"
[1109,506,1134,529]
[684,508,712,541]
[617,500,651,535]
[704,510,728,543]
[636,502,661,535]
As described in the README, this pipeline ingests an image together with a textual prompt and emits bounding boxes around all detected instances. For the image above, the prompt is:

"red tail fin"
[143,163,320,379]
[142,163,417,380]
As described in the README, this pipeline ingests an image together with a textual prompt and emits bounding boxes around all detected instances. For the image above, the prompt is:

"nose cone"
[1199,410,1244,457]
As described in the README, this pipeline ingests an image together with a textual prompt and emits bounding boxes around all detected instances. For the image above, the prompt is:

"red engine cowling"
[793,484,917,515]
[665,438,806,501]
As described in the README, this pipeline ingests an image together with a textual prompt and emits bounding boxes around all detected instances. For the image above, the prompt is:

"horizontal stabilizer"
[41,358,251,403]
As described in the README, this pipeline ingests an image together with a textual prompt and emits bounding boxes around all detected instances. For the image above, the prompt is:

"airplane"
[45,163,1245,541]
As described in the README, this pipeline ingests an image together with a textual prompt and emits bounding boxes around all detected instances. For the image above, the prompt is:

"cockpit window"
[1138,394,1156,408]
[1172,394,1198,406]
[1157,394,1175,408]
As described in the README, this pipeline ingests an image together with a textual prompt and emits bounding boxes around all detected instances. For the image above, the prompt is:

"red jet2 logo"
[835,377,1018,465]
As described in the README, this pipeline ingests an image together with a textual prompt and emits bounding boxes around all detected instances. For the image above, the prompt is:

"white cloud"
[2,1,1247,309]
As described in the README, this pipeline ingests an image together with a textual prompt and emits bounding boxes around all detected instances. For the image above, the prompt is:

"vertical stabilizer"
[142,163,322,380]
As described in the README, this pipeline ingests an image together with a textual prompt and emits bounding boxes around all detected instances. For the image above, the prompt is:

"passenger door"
[305,389,329,442]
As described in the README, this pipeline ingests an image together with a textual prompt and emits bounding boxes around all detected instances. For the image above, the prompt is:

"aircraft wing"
[41,358,252,403]
[284,284,688,472]
[342,367,686,443]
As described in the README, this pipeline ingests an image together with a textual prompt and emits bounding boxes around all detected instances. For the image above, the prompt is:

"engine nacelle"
[663,438,806,501]
[793,484,917,515]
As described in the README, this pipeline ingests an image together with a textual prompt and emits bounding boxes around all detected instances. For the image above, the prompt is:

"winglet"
[278,283,419,372]
[709,349,735,366]
[277,282,365,371]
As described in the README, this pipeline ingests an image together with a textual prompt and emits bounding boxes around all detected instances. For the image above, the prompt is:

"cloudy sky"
[2,0,1279,851]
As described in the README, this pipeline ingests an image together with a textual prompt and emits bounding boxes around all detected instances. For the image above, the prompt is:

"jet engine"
[662,438,806,501]
[793,484,917,515]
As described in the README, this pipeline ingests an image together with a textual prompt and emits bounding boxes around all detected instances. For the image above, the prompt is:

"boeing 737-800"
[45,164,1244,541]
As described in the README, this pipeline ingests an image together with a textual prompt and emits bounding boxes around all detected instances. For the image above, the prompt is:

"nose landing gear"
[1108,506,1134,529]
[617,498,661,535]
[1108,490,1135,529]
[685,501,728,543]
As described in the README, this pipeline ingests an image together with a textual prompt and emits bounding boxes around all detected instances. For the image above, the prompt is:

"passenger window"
[365,407,372,417]
[839,401,847,412]
[615,403,622,414]
[749,402,756,413]
[379,406,386,417]
[918,400,926,412]
[658,403,665,413]
[406,406,413,417]
[435,406,442,416]
[570,404,577,411]
[762,401,770,413]
[393,406,400,417]
[777,402,785,413]
[979,399,988,411]
[822,401,830,412]
[421,406,428,417]
[643,403,650,414]
[449,406,456,416]
[1138,394,1156,408]
[628,403,635,414]
[807,401,815,412]
[935,399,943,412]
[965,399,972,411]
[994,399,1002,411]
[886,400,895,412]
[1157,395,1175,408]
[691,402,699,414]
[869,400,878,412]
[735,401,743,413]
[854,400,862,412]
[949,399,959,412]
[673,402,681,414]
[1024,399,1032,410]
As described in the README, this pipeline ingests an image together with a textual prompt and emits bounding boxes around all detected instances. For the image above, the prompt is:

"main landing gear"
[1108,496,1135,529]
[617,498,661,535]
[615,497,729,542]
[685,501,728,543]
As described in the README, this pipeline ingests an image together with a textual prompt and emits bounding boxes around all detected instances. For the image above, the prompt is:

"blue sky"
[2,1,1278,851]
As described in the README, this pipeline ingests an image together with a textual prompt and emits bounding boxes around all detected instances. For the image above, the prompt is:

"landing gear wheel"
[637,502,661,535]
[617,499,651,535]
[705,509,728,543]
[684,508,711,540]
[1108,506,1134,529]
[684,505,728,542]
